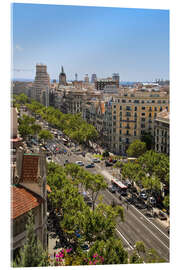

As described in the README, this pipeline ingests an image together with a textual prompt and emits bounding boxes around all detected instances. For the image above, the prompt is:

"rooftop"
[11,185,42,219]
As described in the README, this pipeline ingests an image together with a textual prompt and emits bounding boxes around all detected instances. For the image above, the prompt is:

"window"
[114,105,116,108]
[120,129,121,134]
[126,112,131,117]
[134,112,137,117]
[149,107,152,111]
[122,99,126,103]
[126,106,131,111]
[134,100,139,103]
[120,112,122,116]
[160,107,162,111]
[141,124,145,128]
[134,107,137,111]
[152,100,155,103]
[141,118,145,122]
[141,100,144,103]
[149,113,152,117]
[155,107,157,111]
[163,100,166,104]
[134,124,137,129]
[141,107,145,110]
[134,131,136,136]
[158,100,161,104]
[126,138,129,143]
[113,116,116,120]
[120,123,122,128]
[141,113,145,116]
[120,106,122,110]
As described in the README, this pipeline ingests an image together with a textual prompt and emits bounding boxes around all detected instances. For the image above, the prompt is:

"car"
[140,191,148,200]
[86,163,95,168]
[158,210,167,220]
[135,202,147,209]
[108,185,117,193]
[75,161,84,166]
[105,161,113,167]
[120,190,128,196]
[92,158,100,163]
[149,196,156,206]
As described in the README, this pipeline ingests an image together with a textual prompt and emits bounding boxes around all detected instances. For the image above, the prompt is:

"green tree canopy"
[127,140,147,158]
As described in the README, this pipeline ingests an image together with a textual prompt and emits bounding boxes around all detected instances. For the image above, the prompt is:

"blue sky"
[12,3,169,81]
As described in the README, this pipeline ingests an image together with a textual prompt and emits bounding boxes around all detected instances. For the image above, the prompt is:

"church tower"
[59,66,67,86]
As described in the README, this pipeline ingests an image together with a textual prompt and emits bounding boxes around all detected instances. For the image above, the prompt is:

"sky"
[12,3,169,82]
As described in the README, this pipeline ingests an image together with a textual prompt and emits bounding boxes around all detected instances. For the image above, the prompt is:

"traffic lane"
[99,189,169,261]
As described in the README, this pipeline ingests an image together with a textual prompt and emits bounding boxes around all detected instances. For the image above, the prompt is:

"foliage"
[141,131,154,150]
[38,129,53,142]
[13,212,49,267]
[127,140,147,158]
[87,237,128,264]
[146,248,166,263]
[102,150,109,158]
[129,252,143,264]
[163,194,169,209]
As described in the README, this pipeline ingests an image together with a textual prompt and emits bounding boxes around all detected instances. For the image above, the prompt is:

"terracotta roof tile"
[11,186,41,219]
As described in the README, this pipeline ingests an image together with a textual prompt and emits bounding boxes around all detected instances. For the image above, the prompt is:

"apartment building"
[154,109,169,155]
[83,90,169,154]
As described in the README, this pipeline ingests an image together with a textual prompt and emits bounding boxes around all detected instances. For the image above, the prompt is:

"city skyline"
[12,3,169,82]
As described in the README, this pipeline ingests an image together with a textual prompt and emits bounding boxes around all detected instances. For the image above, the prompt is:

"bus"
[111,178,128,194]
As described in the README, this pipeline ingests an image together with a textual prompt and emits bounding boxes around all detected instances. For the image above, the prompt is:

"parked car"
[120,190,128,196]
[149,196,156,206]
[135,202,147,209]
[158,210,167,220]
[108,185,117,193]
[105,161,113,167]
[92,158,100,163]
[86,163,95,168]
[140,191,148,200]
[75,161,84,166]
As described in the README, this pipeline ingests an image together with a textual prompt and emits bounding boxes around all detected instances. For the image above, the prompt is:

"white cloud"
[15,44,23,51]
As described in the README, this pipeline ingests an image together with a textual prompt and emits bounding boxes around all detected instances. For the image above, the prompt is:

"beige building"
[154,109,169,155]
[83,89,169,154]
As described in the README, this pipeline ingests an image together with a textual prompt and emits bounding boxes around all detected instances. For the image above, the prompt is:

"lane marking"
[129,209,169,250]
[131,204,169,240]
[115,228,134,250]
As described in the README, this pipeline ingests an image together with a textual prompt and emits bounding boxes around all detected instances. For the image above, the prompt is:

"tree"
[13,212,49,267]
[127,140,147,158]
[38,129,53,143]
[141,132,154,150]
[83,173,107,211]
[163,194,169,209]
[87,237,128,264]
[31,123,42,137]
[102,150,109,158]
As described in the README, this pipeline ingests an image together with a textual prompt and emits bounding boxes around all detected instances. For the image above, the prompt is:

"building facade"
[83,90,169,154]
[33,64,50,105]
[95,79,117,90]
[11,149,48,260]
[154,110,169,155]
